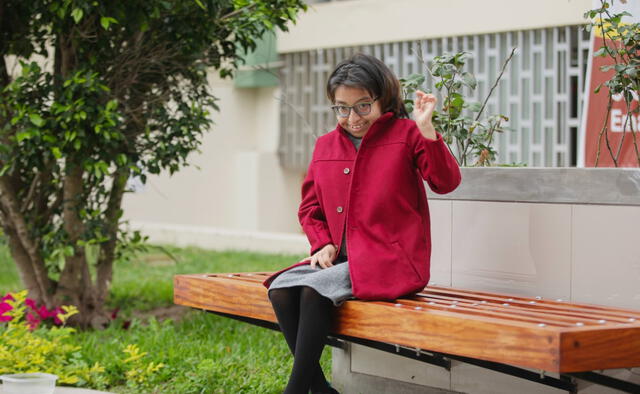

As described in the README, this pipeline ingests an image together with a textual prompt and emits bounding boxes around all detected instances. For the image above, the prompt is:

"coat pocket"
[390,240,425,282]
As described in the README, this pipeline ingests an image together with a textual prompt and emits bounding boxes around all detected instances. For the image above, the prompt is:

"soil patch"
[132,304,191,322]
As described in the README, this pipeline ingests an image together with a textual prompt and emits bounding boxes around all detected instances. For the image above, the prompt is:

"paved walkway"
[1,387,113,394]
[55,388,114,394]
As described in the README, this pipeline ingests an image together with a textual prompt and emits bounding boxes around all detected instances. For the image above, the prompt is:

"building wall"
[279,0,591,53]
[124,0,595,239]
[122,75,302,238]
[278,26,592,170]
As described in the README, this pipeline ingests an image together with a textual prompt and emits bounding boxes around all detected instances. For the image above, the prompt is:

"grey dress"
[268,133,363,306]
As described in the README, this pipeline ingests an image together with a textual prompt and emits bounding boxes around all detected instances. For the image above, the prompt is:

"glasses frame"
[331,97,378,118]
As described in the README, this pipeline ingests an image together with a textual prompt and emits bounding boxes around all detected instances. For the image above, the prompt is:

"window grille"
[278,25,591,170]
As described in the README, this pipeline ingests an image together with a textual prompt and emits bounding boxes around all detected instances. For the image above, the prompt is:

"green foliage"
[75,312,316,393]
[0,289,168,390]
[0,290,97,386]
[401,51,513,166]
[585,0,640,166]
[0,0,307,319]
[0,245,323,393]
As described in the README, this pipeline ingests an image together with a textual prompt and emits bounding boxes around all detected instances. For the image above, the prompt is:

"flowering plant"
[0,292,72,330]
[0,290,96,384]
[1,290,164,390]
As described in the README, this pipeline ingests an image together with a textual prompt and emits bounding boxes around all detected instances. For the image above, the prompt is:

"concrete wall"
[332,168,640,394]
[122,75,303,242]
[124,0,594,247]
[278,0,591,53]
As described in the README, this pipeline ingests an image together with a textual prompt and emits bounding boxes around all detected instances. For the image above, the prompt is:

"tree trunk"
[1,220,45,300]
[96,166,128,305]
[55,165,108,328]
[0,177,53,306]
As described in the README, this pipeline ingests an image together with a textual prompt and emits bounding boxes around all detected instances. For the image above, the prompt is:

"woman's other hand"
[303,244,337,269]
[413,90,438,140]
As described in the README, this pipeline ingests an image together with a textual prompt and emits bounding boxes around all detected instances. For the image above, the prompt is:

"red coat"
[264,112,461,300]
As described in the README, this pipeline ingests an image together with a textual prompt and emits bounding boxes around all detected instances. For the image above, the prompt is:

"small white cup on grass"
[0,372,58,394]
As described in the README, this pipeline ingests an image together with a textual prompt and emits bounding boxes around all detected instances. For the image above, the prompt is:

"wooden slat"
[173,272,640,373]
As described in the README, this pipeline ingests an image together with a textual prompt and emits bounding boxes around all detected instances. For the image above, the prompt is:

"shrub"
[0,290,164,390]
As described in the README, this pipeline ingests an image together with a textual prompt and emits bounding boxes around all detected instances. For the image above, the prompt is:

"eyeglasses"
[331,98,378,118]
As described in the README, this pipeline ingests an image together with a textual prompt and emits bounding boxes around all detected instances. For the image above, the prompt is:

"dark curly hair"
[326,53,408,118]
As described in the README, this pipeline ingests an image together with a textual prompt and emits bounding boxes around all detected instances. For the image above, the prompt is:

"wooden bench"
[174,272,640,393]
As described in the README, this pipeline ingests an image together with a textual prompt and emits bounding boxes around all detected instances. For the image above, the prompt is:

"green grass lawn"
[0,243,333,393]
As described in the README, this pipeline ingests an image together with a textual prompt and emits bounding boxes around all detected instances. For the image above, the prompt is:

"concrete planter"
[429,167,640,206]
[334,167,640,394]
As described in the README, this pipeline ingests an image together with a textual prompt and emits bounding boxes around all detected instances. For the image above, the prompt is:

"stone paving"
[0,387,114,394]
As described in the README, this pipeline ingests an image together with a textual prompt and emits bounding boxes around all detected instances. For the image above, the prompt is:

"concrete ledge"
[332,344,461,394]
[428,168,640,206]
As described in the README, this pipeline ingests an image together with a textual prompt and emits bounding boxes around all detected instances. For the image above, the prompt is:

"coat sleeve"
[298,162,333,255]
[410,126,462,194]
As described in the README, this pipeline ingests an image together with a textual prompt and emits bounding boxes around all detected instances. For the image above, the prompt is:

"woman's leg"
[269,287,336,394]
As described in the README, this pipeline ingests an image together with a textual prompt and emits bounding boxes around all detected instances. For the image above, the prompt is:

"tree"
[0,0,307,327]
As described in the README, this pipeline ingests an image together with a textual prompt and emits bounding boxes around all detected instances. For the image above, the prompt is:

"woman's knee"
[268,287,300,306]
[300,286,331,307]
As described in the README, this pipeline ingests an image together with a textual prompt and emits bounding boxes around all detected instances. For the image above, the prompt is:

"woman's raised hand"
[302,244,337,269]
[413,90,438,140]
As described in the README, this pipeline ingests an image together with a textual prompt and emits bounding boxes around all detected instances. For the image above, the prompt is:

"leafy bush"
[0,290,93,385]
[401,49,515,166]
[0,290,164,390]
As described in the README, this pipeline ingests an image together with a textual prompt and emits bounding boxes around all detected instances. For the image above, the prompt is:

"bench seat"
[173,272,640,373]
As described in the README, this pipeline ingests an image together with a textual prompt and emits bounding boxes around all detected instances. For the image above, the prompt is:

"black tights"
[269,286,336,394]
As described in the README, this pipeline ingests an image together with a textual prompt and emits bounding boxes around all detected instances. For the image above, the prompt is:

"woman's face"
[333,86,382,138]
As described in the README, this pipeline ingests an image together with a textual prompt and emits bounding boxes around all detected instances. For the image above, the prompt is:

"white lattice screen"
[278,25,591,170]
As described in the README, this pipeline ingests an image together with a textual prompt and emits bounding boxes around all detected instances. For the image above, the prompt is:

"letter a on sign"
[580,0,640,167]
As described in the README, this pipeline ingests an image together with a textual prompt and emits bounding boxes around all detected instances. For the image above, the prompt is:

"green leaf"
[106,99,118,111]
[29,114,45,127]
[100,17,118,30]
[116,154,128,166]
[194,0,206,10]
[594,47,608,57]
[51,147,62,159]
[461,72,477,89]
[16,131,31,142]
[467,102,483,112]
[71,8,83,24]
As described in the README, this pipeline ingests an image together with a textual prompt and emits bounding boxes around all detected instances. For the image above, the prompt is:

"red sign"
[580,1,640,167]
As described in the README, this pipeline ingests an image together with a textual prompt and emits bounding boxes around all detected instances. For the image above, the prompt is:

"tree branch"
[0,176,53,305]
[595,95,614,167]
[220,3,258,21]
[475,47,516,122]
[0,215,45,299]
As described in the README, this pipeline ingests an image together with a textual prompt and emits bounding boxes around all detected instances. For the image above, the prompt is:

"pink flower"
[25,298,37,310]
[0,302,13,322]
[36,305,53,320]
[1,293,14,302]
[26,311,41,330]
[52,307,63,325]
